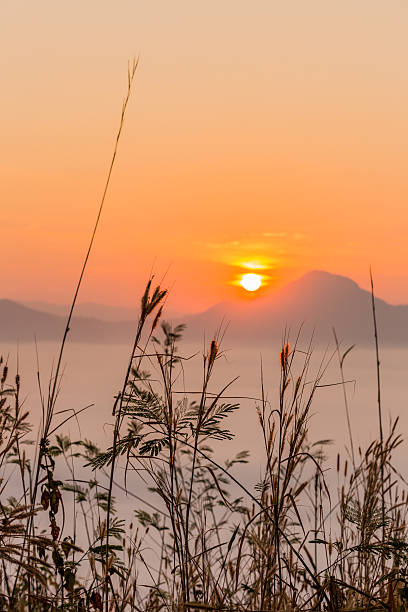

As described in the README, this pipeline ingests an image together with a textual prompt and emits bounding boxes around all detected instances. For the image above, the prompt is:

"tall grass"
[2,306,408,610]
[3,62,408,611]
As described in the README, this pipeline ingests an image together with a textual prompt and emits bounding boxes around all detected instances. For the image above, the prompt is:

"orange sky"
[2,1,408,313]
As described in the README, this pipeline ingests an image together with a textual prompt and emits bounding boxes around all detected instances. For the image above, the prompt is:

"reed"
[2,62,407,611]
[1,299,408,610]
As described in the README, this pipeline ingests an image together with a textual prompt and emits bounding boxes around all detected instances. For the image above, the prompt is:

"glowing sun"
[240,273,262,292]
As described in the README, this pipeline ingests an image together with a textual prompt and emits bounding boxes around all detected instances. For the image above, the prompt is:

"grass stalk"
[370,268,386,570]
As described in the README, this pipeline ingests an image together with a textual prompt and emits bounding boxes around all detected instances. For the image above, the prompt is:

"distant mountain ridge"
[2,271,408,345]
[23,301,140,322]
[0,299,136,344]
[181,270,408,345]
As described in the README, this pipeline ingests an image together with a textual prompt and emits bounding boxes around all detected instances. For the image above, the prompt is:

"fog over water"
[3,338,408,480]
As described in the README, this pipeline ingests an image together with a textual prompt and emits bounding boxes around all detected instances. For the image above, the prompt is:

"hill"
[2,271,408,345]
[180,270,408,345]
[0,299,136,343]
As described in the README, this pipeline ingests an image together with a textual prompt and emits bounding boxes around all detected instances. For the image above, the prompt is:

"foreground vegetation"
[3,61,406,611]
[1,282,408,611]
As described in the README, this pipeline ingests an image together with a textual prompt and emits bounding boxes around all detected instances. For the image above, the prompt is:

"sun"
[240,273,262,292]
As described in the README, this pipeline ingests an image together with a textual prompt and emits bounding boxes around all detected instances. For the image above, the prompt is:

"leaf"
[50,488,61,514]
[109,564,129,581]
[227,525,239,552]
[64,567,76,592]
[50,519,60,541]
[90,591,103,611]
[90,544,123,555]
[41,489,50,511]
[340,344,355,367]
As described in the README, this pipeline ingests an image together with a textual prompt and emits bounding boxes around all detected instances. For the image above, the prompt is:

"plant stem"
[370,268,386,573]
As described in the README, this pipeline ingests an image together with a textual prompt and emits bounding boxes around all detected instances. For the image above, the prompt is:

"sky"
[2,1,408,313]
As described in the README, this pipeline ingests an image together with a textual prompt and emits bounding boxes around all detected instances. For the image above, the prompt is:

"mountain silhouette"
[22,301,140,322]
[1,271,408,345]
[0,299,136,343]
[180,270,408,345]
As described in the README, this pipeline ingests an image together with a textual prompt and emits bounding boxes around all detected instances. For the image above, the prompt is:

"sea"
[2,338,408,474]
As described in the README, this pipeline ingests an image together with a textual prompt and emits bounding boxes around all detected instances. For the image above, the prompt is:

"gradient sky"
[2,1,408,313]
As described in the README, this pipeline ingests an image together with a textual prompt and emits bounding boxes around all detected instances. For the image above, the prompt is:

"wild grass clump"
[1,286,408,610]
[3,59,406,610]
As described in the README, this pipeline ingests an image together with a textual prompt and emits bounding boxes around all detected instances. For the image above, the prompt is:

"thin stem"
[332,328,357,473]
[370,268,386,573]
[11,58,138,606]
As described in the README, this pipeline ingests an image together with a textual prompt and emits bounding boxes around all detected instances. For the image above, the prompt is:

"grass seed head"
[208,339,219,369]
